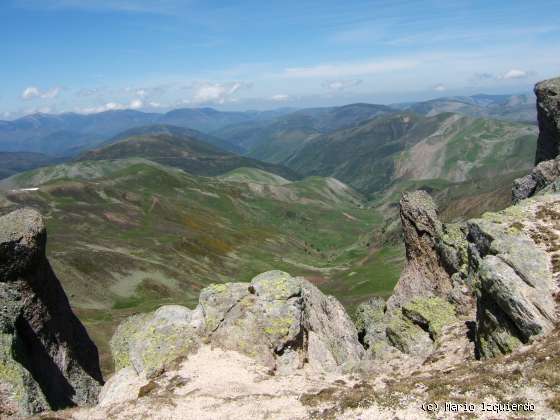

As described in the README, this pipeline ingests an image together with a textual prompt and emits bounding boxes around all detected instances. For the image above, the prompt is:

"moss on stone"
[250,271,301,300]
[206,283,229,294]
[263,316,296,337]
[110,313,151,371]
[402,297,457,340]
[132,320,199,377]
[386,312,433,355]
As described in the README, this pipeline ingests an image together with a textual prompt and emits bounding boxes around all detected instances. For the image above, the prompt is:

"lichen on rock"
[468,196,559,358]
[402,296,457,340]
[110,271,363,379]
[385,312,434,356]
[110,306,200,378]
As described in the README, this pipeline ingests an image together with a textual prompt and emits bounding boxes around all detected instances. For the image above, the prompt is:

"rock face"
[111,271,364,378]
[0,208,103,416]
[354,297,387,353]
[534,77,560,165]
[386,191,469,312]
[467,196,559,357]
[512,157,560,203]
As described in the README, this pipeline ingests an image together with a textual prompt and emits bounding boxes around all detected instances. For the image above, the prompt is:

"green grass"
[323,244,405,312]
[2,159,400,374]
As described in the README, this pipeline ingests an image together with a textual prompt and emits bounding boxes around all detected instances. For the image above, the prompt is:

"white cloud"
[21,86,41,100]
[21,86,61,100]
[270,94,290,102]
[322,79,362,91]
[433,83,447,92]
[499,69,529,80]
[191,82,250,104]
[78,98,146,114]
[129,99,144,109]
[148,101,163,108]
[283,58,417,78]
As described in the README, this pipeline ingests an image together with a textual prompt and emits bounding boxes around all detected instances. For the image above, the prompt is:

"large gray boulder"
[467,196,558,357]
[0,208,103,416]
[111,271,364,377]
[534,77,560,165]
[110,305,201,378]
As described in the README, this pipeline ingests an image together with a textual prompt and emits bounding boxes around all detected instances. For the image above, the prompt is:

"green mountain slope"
[284,112,537,196]
[242,115,321,163]
[213,103,394,162]
[0,161,401,371]
[219,167,291,185]
[106,124,244,154]
[77,132,300,180]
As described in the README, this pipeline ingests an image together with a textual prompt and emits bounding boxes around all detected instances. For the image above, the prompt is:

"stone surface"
[110,306,201,378]
[401,296,457,340]
[111,271,364,378]
[0,208,103,416]
[386,191,455,311]
[534,77,560,164]
[385,312,434,357]
[354,297,387,351]
[467,196,559,357]
[513,157,560,203]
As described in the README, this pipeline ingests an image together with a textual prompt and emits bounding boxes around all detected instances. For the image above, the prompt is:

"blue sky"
[1,0,560,118]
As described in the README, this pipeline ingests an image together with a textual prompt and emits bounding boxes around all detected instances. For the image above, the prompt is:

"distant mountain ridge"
[394,93,535,123]
[104,124,243,154]
[77,132,300,180]
[282,112,537,196]
[0,108,292,156]
[0,94,534,157]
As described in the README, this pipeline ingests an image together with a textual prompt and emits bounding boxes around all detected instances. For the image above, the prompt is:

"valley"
[0,159,398,372]
[0,98,538,375]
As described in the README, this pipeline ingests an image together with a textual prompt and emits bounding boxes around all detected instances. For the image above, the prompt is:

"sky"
[1,0,560,118]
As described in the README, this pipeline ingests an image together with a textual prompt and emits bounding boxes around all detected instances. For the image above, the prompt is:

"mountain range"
[0,93,534,158]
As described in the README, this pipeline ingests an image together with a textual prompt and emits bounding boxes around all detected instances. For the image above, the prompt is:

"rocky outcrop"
[512,78,560,203]
[386,191,470,312]
[512,156,560,203]
[0,208,103,416]
[386,190,559,360]
[385,191,450,310]
[111,271,364,378]
[534,77,560,165]
[467,196,559,357]
[385,296,458,357]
